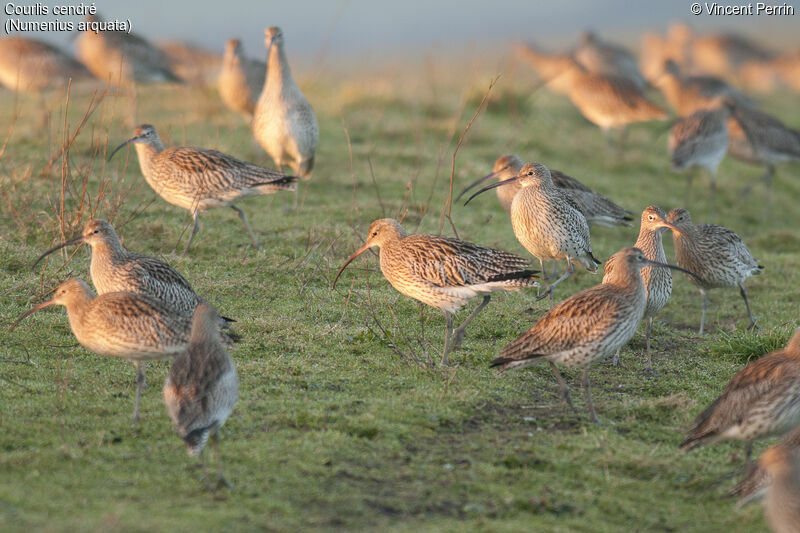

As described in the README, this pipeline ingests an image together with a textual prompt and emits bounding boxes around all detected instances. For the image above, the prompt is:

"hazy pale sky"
[3,0,798,59]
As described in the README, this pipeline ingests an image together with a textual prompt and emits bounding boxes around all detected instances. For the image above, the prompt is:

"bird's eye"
[372,232,378,237]
[648,215,655,221]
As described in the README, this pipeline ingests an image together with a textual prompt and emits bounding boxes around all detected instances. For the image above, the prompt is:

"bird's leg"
[644,317,655,374]
[212,432,233,489]
[581,366,599,424]
[537,259,574,302]
[549,361,576,414]
[230,205,261,249]
[699,289,707,336]
[183,211,201,254]
[550,261,559,280]
[611,349,622,367]
[745,441,754,472]
[452,295,490,349]
[739,283,758,332]
[200,451,213,491]
[132,360,146,424]
[441,311,454,366]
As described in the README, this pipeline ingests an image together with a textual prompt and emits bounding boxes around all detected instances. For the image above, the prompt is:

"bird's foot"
[747,321,760,332]
[216,473,233,490]
[451,329,465,350]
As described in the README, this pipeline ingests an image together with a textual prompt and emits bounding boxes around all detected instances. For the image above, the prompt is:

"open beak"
[331,242,372,289]
[8,298,57,332]
[108,135,141,162]
[455,171,497,203]
[645,259,703,282]
[31,235,85,270]
[463,176,520,207]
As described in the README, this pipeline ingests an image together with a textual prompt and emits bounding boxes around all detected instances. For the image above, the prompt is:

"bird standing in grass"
[733,423,800,506]
[668,107,730,199]
[109,124,297,252]
[164,303,238,490]
[680,329,800,467]
[218,38,264,119]
[332,218,540,366]
[465,162,600,304]
[492,247,697,423]
[667,208,762,334]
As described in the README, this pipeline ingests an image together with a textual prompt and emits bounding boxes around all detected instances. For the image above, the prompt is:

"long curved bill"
[463,176,520,207]
[455,171,497,203]
[31,235,84,270]
[645,259,703,282]
[8,299,56,332]
[331,242,371,289]
[108,136,139,162]
[655,219,685,237]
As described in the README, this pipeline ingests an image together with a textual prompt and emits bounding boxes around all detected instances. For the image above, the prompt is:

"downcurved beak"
[331,242,372,289]
[645,259,703,282]
[31,235,85,270]
[463,176,520,207]
[455,171,497,203]
[8,299,57,332]
[655,220,685,237]
[108,135,140,162]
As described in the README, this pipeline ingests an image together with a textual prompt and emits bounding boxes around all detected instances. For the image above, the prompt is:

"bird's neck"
[134,142,164,178]
[266,43,295,89]
[603,265,645,294]
[634,229,666,262]
[64,289,95,331]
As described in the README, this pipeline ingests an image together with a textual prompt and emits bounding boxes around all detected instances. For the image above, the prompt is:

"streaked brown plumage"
[667,208,762,334]
[605,207,683,371]
[31,219,232,330]
[759,445,800,533]
[514,43,575,94]
[9,279,196,422]
[219,38,265,119]
[465,162,600,303]
[574,31,647,90]
[158,40,220,87]
[458,155,633,228]
[0,37,92,92]
[332,218,539,366]
[680,329,800,466]
[109,124,297,252]
[252,27,318,179]
[669,107,730,194]
[733,423,800,505]
[76,15,181,86]
[655,60,752,116]
[164,303,238,489]
[492,247,694,423]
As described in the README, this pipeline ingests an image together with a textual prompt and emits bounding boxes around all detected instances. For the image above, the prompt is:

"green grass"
[1,60,799,532]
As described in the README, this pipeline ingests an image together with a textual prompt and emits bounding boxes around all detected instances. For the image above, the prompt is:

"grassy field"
[1,57,800,532]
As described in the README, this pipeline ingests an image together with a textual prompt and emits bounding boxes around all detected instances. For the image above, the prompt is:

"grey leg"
[549,361,576,414]
[611,349,621,367]
[537,259,574,302]
[452,295,490,349]
[699,289,707,335]
[739,283,758,331]
[745,441,753,471]
[184,211,201,254]
[644,317,655,374]
[132,360,146,424]
[230,205,261,249]
[581,366,599,424]
[441,311,454,366]
[212,432,233,489]
[550,261,559,280]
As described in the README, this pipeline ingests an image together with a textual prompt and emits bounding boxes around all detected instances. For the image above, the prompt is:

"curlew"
[218,38,265,119]
[158,40,221,87]
[76,15,181,86]
[514,43,575,94]
[574,31,648,90]
[681,329,800,467]
[726,101,800,194]
[252,27,318,179]
[458,154,633,227]
[759,445,800,533]
[164,303,238,489]
[668,107,730,196]
[733,423,800,506]
[9,279,199,422]
[109,124,297,252]
[31,219,232,330]
[0,36,92,93]
[606,207,684,371]
[491,247,696,423]
[667,208,762,334]
[332,218,540,366]
[655,60,752,116]
[465,162,600,303]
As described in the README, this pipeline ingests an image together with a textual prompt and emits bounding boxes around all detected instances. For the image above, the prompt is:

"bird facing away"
[605,207,684,372]
[667,208,762,334]
[574,31,648,90]
[332,219,540,366]
[252,27,318,179]
[164,303,238,489]
[0,37,92,93]
[109,124,297,252]
[726,102,800,194]
[458,154,633,228]
[157,40,220,87]
[75,15,181,86]
[733,423,800,506]
[655,60,752,116]
[491,247,696,423]
[31,219,232,330]
[218,38,265,119]
[680,329,800,467]
[465,162,600,303]
[759,445,800,533]
[9,279,196,422]
[669,107,730,196]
